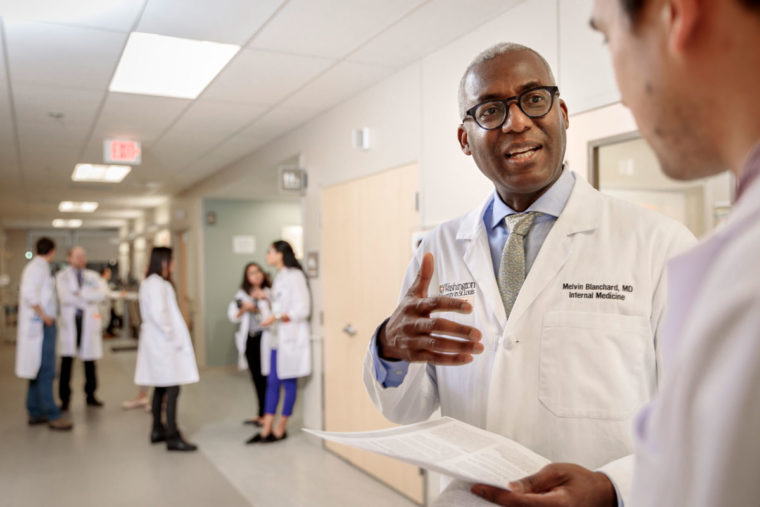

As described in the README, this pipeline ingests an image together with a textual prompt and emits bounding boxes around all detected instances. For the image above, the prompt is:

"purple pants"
[264,349,297,416]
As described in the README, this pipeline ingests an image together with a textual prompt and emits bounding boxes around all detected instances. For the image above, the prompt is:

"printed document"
[304,417,550,489]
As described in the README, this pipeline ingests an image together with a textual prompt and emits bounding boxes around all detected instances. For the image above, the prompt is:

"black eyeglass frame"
[463,85,560,130]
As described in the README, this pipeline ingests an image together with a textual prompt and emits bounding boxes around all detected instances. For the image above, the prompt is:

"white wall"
[161,0,624,437]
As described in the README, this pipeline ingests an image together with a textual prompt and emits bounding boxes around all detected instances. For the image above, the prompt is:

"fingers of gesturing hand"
[409,252,435,298]
[411,296,473,315]
[404,317,481,342]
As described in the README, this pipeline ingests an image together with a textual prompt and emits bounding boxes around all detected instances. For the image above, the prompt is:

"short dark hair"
[620,0,759,21]
[35,237,55,255]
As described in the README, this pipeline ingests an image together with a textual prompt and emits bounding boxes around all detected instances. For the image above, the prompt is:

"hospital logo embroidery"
[439,282,476,298]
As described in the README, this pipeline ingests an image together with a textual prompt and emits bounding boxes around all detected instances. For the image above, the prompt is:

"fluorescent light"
[52,219,83,228]
[109,32,240,99]
[59,201,99,213]
[72,164,131,183]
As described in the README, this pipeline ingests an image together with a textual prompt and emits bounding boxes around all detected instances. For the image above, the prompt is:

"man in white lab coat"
[15,237,72,430]
[363,43,695,505]
[57,246,106,410]
[590,1,760,506]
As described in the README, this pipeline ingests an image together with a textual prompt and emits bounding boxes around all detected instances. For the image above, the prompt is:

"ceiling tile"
[90,92,189,145]
[248,0,425,59]
[0,0,145,32]
[4,20,127,90]
[13,84,103,128]
[137,0,286,45]
[150,99,267,170]
[18,136,80,172]
[347,0,523,68]
[213,104,322,161]
[202,48,334,105]
[282,61,394,112]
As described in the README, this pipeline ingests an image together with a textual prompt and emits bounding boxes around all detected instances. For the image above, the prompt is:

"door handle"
[342,324,357,337]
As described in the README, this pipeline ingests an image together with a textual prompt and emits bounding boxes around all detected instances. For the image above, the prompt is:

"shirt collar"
[488,166,575,230]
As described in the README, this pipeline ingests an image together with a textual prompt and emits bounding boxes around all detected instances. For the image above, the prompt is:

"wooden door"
[322,163,423,504]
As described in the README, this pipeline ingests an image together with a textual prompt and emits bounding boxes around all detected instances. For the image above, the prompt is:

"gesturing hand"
[378,252,483,365]
[471,463,617,506]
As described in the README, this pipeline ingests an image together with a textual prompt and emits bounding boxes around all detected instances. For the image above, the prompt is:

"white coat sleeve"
[597,222,696,505]
[143,281,175,343]
[287,271,311,322]
[362,249,441,425]
[257,294,272,319]
[227,299,242,324]
[20,263,44,308]
[56,272,84,309]
[81,273,106,304]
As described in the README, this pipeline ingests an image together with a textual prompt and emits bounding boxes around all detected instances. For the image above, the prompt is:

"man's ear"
[559,99,569,129]
[666,0,703,54]
[458,124,472,155]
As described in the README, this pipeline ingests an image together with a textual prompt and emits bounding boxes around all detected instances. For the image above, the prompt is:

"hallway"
[0,337,416,506]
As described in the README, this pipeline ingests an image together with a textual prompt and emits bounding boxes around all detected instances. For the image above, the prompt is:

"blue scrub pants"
[264,349,297,417]
[26,324,62,421]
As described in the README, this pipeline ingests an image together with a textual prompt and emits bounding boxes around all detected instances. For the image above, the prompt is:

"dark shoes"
[166,432,197,452]
[249,432,287,444]
[86,397,104,407]
[151,425,167,444]
[246,433,263,444]
[48,418,73,431]
[28,416,49,426]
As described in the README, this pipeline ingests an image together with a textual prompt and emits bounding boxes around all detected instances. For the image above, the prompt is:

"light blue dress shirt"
[373,168,575,387]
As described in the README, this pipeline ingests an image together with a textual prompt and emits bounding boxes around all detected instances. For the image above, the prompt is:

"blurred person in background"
[57,246,106,410]
[16,237,72,430]
[228,262,272,433]
[248,240,311,444]
[134,246,199,451]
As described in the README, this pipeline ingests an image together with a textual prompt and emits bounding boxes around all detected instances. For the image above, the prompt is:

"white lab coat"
[630,166,760,506]
[270,267,311,379]
[15,256,57,379]
[134,274,199,386]
[97,277,113,332]
[56,266,106,360]
[227,288,272,371]
[363,175,695,502]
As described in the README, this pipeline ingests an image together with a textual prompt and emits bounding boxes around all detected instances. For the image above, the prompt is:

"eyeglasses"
[463,86,560,130]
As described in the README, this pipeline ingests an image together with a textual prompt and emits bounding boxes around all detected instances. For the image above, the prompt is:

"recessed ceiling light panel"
[109,32,240,99]
[72,164,131,183]
[59,201,99,212]
[52,219,83,228]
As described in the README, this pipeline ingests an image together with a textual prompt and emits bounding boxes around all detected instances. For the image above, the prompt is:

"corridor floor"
[0,337,416,506]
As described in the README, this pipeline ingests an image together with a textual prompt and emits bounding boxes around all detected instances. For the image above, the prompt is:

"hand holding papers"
[304,417,550,489]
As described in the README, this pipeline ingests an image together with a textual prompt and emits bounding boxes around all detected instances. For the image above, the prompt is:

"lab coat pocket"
[538,311,651,420]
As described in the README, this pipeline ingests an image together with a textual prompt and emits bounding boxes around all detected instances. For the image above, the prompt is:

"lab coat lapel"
[506,176,600,328]
[458,198,508,329]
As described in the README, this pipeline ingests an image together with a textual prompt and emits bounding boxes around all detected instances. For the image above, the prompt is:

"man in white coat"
[57,246,106,410]
[15,237,72,430]
[590,1,760,506]
[363,43,695,506]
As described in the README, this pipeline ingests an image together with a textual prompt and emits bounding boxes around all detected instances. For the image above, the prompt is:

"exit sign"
[104,139,141,164]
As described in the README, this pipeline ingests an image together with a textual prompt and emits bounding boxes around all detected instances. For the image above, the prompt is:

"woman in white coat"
[248,240,311,443]
[226,262,272,430]
[134,247,199,452]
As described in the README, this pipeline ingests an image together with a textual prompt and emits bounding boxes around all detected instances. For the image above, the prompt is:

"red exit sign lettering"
[103,139,141,164]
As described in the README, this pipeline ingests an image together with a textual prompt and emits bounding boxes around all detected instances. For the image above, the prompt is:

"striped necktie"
[498,212,538,318]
